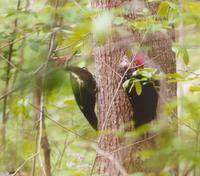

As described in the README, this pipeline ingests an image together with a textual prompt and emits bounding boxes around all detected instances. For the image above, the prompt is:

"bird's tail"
[86,111,98,130]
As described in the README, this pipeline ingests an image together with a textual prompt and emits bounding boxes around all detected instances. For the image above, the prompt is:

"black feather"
[66,66,97,130]
[124,74,159,128]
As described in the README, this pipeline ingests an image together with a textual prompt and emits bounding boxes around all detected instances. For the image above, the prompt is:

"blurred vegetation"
[0,0,200,175]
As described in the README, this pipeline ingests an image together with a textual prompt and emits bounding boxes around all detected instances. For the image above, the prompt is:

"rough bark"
[94,40,134,175]
[92,0,176,175]
[148,35,176,111]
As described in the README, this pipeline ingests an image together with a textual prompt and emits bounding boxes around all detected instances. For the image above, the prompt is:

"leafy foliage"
[123,68,159,95]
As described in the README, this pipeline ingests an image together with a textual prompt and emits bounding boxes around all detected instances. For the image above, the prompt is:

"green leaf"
[126,48,133,58]
[189,86,200,92]
[177,46,189,65]
[66,21,91,48]
[135,81,142,96]
[129,82,135,93]
[122,79,130,89]
[132,172,145,176]
[113,17,126,25]
[166,73,182,79]
[157,1,170,17]
[182,47,189,65]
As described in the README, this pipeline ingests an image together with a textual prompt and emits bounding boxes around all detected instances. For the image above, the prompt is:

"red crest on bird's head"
[134,53,145,69]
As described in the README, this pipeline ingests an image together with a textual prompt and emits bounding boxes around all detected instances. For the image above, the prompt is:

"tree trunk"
[94,41,134,175]
[92,1,176,175]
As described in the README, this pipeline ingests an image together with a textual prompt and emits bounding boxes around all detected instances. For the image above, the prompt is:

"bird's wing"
[70,73,97,129]
[70,73,84,110]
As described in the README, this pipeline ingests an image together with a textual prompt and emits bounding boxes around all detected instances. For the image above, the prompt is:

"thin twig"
[29,102,97,143]
[2,0,21,156]
[183,164,195,176]
[37,92,47,176]
[109,133,158,154]
[11,153,39,176]
[53,33,90,52]
[0,53,26,73]
[0,32,35,50]
[92,146,128,176]
[71,0,86,12]
[31,129,39,176]
[52,136,74,173]
[0,60,61,101]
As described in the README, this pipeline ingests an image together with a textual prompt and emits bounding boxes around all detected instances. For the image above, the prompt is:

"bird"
[53,52,98,130]
[122,53,160,128]
[65,66,98,130]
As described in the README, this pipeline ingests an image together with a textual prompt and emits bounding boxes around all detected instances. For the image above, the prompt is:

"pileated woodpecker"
[53,54,97,130]
[122,53,160,128]
[65,66,98,130]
